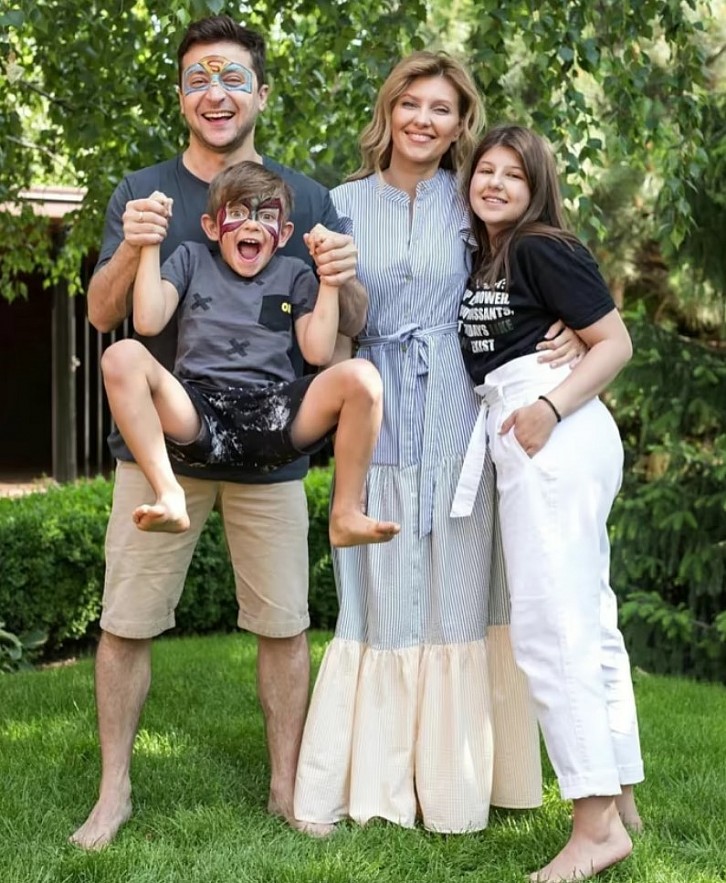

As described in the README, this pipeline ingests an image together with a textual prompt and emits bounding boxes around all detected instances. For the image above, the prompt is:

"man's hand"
[304,223,357,287]
[87,191,174,332]
[122,191,173,248]
[536,319,587,368]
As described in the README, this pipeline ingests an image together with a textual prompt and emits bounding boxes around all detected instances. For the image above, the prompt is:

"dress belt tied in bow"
[358,322,458,538]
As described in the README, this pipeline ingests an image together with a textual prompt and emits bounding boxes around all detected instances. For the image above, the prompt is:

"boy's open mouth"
[238,239,262,261]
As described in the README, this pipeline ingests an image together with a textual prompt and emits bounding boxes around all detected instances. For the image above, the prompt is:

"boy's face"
[202,196,293,278]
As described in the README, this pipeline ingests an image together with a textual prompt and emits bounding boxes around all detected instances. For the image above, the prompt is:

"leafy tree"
[1,0,716,300]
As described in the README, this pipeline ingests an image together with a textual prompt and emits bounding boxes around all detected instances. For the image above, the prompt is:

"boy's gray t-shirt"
[161,243,318,390]
[95,154,342,483]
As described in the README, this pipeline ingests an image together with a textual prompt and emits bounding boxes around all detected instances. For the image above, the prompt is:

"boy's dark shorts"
[167,375,332,471]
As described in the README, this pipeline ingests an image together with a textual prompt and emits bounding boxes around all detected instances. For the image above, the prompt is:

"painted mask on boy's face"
[217,198,283,250]
[181,55,254,95]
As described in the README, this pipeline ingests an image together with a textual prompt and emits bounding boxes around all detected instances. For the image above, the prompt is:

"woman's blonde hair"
[349,51,483,181]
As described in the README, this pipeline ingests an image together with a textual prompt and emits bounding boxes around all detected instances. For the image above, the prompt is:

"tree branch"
[6,135,78,179]
[18,79,73,110]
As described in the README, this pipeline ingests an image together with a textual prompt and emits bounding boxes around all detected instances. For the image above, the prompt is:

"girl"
[452,125,644,881]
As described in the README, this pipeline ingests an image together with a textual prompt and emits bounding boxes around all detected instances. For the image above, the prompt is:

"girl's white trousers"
[453,354,644,799]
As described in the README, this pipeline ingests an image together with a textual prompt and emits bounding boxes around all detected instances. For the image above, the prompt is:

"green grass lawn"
[1,633,725,883]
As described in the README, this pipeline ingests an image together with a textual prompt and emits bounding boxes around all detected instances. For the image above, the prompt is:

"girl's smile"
[469,145,531,238]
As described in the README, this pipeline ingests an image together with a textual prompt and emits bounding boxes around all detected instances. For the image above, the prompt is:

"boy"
[101,161,399,548]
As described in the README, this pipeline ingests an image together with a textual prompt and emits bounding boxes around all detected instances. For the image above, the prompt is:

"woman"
[295,53,579,833]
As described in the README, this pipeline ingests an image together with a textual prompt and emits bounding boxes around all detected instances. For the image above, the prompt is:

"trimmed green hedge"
[0,468,337,655]
[609,315,726,682]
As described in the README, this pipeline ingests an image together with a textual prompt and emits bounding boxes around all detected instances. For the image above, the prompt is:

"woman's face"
[389,75,463,170]
[468,145,531,238]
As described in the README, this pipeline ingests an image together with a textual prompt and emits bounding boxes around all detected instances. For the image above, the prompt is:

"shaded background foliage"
[0,0,716,294]
[0,0,725,679]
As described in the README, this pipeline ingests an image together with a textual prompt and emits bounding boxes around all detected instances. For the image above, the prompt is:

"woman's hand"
[536,319,587,368]
[304,223,358,287]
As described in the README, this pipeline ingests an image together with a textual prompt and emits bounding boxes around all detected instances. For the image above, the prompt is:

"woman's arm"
[304,224,368,336]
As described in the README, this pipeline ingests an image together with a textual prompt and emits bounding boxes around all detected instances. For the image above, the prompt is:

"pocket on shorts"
[258,294,293,332]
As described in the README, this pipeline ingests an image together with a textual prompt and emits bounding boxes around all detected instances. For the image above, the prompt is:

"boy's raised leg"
[292,360,400,546]
[101,338,198,532]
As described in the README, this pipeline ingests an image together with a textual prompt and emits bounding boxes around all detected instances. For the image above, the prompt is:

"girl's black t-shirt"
[458,234,615,384]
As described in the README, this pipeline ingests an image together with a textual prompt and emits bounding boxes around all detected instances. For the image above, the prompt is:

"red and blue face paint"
[216,198,283,250]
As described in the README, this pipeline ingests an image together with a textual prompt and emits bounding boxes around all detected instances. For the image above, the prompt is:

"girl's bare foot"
[531,799,633,882]
[132,492,190,533]
[530,829,632,882]
[616,786,643,833]
[329,510,400,547]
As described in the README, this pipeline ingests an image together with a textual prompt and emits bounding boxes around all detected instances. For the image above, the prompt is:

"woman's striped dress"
[295,170,542,832]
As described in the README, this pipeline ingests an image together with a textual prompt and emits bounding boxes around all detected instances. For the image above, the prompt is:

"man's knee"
[257,630,308,657]
[97,630,153,666]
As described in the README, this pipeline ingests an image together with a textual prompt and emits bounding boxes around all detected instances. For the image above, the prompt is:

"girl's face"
[469,145,531,238]
[389,75,463,170]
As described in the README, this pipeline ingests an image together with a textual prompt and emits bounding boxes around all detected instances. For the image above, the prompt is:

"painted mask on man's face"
[181,55,254,95]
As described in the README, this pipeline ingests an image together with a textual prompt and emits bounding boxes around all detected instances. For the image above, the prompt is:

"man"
[71,15,366,849]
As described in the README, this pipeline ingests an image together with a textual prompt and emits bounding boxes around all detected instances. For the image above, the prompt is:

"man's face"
[178,41,268,155]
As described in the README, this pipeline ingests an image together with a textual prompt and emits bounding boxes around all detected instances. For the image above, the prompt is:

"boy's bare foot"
[616,787,643,833]
[530,820,632,882]
[69,796,132,850]
[132,493,190,533]
[329,511,400,547]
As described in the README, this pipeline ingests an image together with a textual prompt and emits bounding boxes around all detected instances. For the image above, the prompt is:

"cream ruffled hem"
[294,627,541,833]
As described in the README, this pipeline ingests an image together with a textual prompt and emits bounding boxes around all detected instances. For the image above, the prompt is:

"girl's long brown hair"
[467,125,578,287]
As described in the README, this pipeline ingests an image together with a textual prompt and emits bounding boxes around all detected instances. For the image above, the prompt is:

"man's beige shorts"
[100,461,310,639]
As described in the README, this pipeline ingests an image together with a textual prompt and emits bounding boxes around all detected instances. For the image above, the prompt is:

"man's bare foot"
[69,796,133,850]
[530,823,632,882]
[267,796,335,838]
[329,511,400,547]
[616,787,643,833]
[132,492,190,533]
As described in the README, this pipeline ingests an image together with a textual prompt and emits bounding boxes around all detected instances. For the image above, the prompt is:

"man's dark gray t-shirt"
[161,243,318,389]
[95,155,342,483]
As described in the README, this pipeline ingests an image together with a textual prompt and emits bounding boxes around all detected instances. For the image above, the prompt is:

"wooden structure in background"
[0,187,122,484]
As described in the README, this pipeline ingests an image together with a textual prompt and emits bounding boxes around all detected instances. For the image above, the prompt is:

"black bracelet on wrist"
[538,395,562,423]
